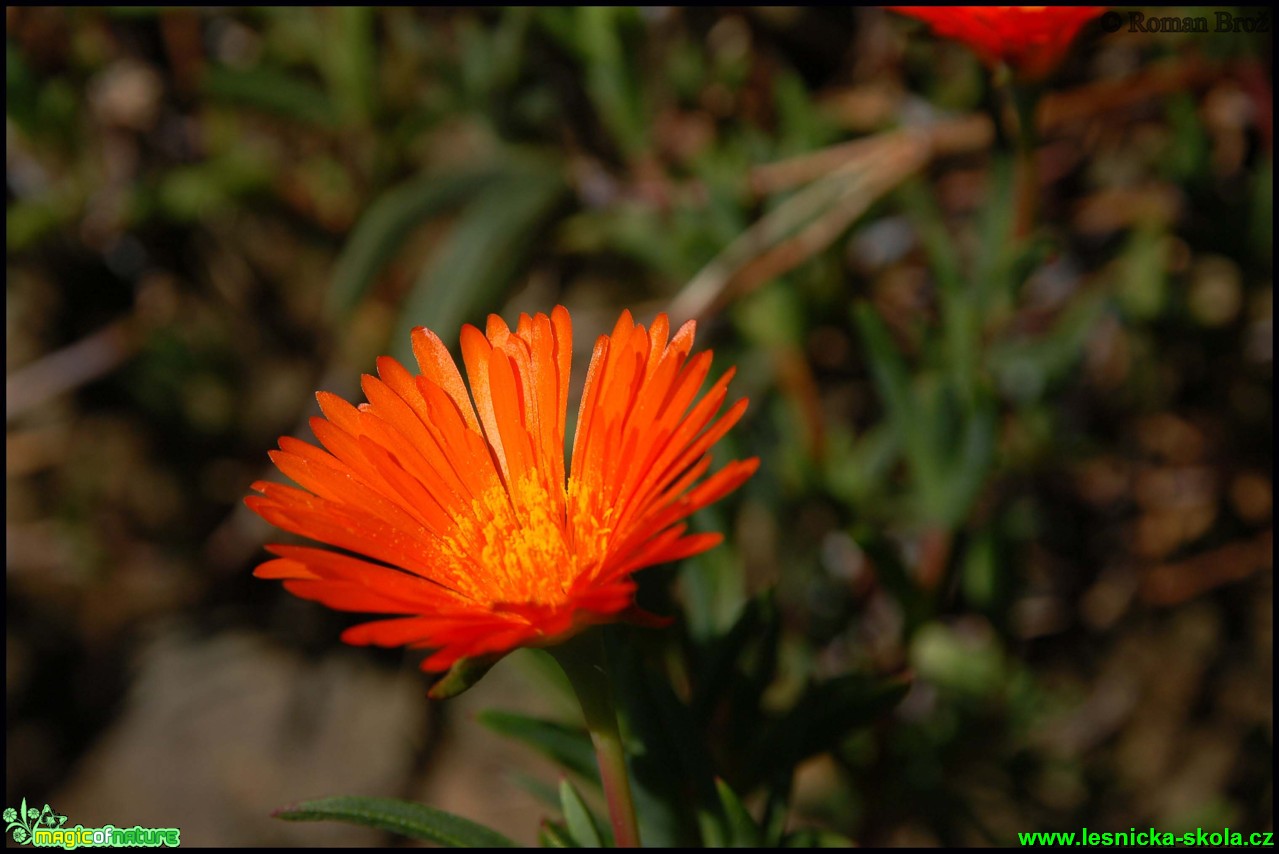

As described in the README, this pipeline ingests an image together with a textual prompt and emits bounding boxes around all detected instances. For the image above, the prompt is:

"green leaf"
[854,300,996,527]
[714,778,762,847]
[609,628,720,847]
[539,819,579,848]
[391,162,567,365]
[327,169,501,317]
[689,592,779,730]
[852,302,932,492]
[688,594,762,719]
[428,653,503,700]
[852,303,916,442]
[1115,222,1169,320]
[933,395,997,527]
[987,290,1108,404]
[542,7,647,157]
[824,423,900,509]
[514,648,579,710]
[320,6,376,123]
[782,828,856,847]
[508,771,562,808]
[750,673,911,782]
[202,65,339,127]
[972,157,1019,314]
[960,527,1003,612]
[152,150,273,222]
[898,179,965,300]
[759,773,794,847]
[559,779,605,847]
[476,710,600,785]
[456,9,534,102]
[679,510,748,640]
[273,796,516,847]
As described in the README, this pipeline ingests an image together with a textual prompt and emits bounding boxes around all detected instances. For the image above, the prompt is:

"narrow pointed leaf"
[327,170,500,317]
[476,710,600,785]
[689,594,764,723]
[853,303,930,483]
[609,628,720,846]
[540,819,579,848]
[203,65,338,126]
[273,796,516,847]
[761,775,793,847]
[751,673,911,783]
[714,778,763,847]
[428,653,503,700]
[559,779,605,847]
[391,165,566,365]
[508,771,562,808]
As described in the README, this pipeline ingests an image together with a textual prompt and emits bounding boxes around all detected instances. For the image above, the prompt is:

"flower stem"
[551,631,642,848]
[994,65,1041,238]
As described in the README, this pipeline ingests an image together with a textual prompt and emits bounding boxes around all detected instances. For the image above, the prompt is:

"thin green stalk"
[994,64,1042,237]
[1011,122,1038,238]
[551,631,641,848]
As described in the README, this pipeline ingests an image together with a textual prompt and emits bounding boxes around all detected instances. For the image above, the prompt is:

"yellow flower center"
[438,473,607,607]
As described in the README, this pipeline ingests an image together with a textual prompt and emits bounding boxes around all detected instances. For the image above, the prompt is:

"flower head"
[247,307,757,672]
[888,6,1105,80]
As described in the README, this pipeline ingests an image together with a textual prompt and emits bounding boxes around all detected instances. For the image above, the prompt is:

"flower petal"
[248,306,755,671]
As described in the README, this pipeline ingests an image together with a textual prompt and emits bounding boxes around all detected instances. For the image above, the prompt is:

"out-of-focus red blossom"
[888,6,1106,80]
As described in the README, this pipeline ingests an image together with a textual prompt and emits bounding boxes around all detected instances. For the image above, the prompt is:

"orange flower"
[888,6,1105,79]
[247,307,757,672]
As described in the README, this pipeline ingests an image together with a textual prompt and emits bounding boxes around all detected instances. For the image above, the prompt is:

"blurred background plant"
[5,6,1271,846]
